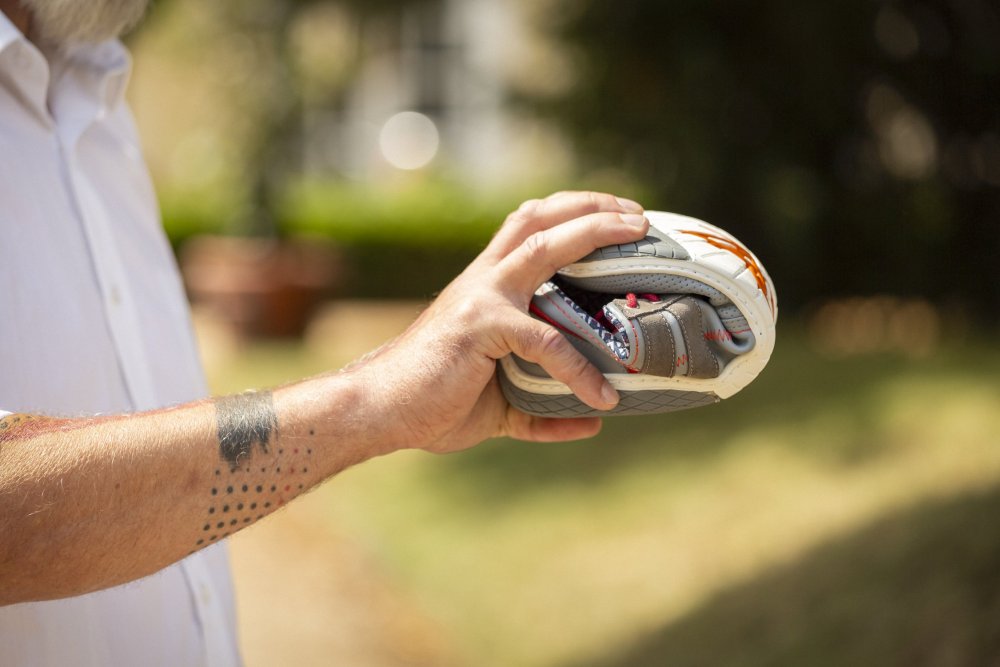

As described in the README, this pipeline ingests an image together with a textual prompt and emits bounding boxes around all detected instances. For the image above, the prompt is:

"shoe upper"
[527,280,755,381]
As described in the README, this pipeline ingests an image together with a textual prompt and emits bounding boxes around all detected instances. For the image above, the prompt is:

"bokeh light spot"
[378,111,440,170]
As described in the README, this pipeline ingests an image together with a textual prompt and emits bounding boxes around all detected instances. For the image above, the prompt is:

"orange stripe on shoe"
[684,230,775,315]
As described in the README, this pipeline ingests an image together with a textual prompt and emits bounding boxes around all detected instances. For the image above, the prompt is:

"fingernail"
[621,213,648,229]
[601,382,619,407]
[616,197,644,213]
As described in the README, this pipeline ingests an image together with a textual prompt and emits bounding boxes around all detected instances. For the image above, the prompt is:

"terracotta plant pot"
[180,236,343,338]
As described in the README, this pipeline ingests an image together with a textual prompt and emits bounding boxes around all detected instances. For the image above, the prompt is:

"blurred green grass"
[210,324,1000,667]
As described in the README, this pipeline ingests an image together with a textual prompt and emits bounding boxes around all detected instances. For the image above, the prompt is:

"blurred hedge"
[163,180,521,299]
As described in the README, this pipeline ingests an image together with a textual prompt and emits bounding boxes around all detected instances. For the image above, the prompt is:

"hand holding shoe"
[348,191,650,454]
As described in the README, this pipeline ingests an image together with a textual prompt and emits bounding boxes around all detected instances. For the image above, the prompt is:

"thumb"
[503,316,619,412]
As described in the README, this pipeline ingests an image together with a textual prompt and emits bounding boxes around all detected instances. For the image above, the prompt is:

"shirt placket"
[52,66,239,667]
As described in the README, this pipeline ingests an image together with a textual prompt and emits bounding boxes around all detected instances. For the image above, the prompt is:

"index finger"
[495,210,650,297]
[484,191,644,262]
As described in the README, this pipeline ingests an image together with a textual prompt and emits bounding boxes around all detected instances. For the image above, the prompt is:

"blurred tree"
[227,0,437,236]
[537,0,1000,318]
[142,0,432,237]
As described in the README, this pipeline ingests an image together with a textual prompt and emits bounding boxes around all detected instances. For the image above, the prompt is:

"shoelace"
[624,292,661,308]
[594,292,662,328]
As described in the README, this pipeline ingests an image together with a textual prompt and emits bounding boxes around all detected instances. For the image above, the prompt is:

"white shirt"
[0,14,241,666]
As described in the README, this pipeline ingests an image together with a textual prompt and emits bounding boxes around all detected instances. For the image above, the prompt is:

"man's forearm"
[0,190,650,607]
[0,370,389,606]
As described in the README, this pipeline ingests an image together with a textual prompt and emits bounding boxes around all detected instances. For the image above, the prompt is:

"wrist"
[276,370,405,474]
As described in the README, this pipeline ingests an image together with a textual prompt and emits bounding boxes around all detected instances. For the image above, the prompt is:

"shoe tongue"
[530,283,756,378]
[602,296,656,347]
[602,295,753,379]
[602,296,690,377]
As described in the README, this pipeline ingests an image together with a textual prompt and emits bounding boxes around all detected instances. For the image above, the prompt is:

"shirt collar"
[0,9,132,131]
[0,10,48,124]
[0,8,24,55]
[49,39,133,117]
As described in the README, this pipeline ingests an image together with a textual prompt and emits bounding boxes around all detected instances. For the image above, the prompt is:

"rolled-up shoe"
[498,211,778,417]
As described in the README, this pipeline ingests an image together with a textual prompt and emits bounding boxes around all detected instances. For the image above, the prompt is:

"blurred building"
[300,0,566,186]
[129,0,575,220]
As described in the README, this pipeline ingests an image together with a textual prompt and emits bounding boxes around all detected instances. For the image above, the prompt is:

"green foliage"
[275,180,526,298]
[160,187,241,247]
[279,179,508,246]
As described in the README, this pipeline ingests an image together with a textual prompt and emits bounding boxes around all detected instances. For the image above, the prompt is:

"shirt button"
[198,583,213,606]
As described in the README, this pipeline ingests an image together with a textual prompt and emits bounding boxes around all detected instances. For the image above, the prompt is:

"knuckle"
[564,350,593,380]
[449,287,495,329]
[589,210,623,233]
[537,325,569,360]
[507,198,541,225]
[451,298,481,327]
[520,231,557,275]
[575,190,611,213]
[592,191,625,213]
[503,199,544,227]
[538,329,592,382]
[563,190,612,215]
[521,230,548,262]
[597,210,620,228]
[519,198,543,213]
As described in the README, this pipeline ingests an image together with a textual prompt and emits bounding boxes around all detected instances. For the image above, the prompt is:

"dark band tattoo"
[215,391,278,471]
[194,394,320,550]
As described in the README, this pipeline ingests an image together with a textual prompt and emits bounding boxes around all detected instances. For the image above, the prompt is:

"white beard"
[20,0,150,47]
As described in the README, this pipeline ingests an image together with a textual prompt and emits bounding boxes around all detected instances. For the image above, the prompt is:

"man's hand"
[349,191,649,453]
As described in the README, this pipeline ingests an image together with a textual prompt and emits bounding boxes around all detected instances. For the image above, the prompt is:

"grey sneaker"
[498,211,778,417]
